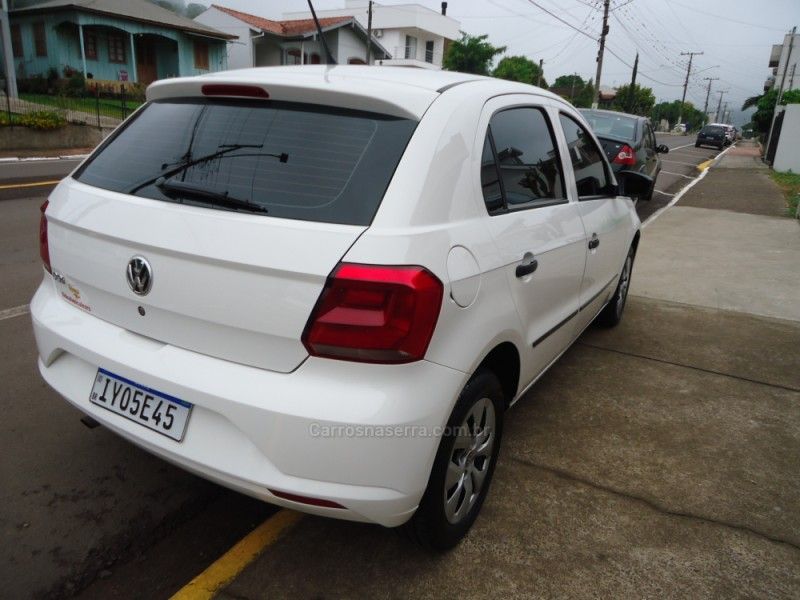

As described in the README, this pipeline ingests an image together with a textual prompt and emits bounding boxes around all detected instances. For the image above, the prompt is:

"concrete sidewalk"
[633,140,800,322]
[215,143,800,599]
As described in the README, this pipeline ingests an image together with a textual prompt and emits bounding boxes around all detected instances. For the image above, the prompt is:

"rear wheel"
[404,370,504,550]
[695,142,700,148]
[597,245,635,328]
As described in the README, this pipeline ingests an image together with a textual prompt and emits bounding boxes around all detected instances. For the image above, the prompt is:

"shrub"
[16,110,67,130]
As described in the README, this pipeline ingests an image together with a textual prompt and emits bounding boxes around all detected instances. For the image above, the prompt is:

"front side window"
[74,99,417,226]
[559,114,614,199]
[33,22,47,57]
[108,34,126,63]
[480,107,565,213]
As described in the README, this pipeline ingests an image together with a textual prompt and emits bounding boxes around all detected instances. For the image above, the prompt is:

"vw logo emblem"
[126,256,153,296]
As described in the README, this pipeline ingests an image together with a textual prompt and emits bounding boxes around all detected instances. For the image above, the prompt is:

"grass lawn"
[769,170,800,218]
[19,93,142,119]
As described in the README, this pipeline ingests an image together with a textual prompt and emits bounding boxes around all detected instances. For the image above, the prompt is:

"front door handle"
[516,252,538,278]
[588,234,600,250]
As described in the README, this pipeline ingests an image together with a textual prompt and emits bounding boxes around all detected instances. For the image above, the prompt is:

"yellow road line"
[0,180,61,190]
[696,159,713,172]
[170,509,302,600]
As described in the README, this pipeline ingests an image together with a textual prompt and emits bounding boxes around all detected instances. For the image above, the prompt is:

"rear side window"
[75,99,417,226]
[558,114,615,199]
[480,107,566,214]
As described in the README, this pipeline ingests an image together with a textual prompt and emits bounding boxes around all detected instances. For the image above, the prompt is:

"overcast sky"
[216,0,800,124]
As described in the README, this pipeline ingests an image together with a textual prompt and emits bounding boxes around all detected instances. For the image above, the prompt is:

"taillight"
[201,84,269,98]
[39,200,51,273]
[302,263,444,364]
[613,144,636,166]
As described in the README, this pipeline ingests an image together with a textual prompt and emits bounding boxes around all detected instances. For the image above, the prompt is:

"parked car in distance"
[696,125,727,149]
[32,66,651,550]
[707,122,735,145]
[579,108,668,202]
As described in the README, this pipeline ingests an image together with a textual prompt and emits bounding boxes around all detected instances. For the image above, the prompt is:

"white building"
[195,4,390,69]
[283,1,460,70]
[764,31,799,94]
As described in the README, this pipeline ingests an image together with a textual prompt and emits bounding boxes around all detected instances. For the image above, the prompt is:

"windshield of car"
[75,99,417,226]
[701,126,725,135]
[579,111,638,141]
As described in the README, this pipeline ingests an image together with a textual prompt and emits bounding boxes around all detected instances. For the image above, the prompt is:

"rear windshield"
[701,126,725,134]
[579,111,638,141]
[75,99,417,226]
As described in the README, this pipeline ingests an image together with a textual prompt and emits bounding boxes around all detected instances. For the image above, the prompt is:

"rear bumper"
[31,277,467,527]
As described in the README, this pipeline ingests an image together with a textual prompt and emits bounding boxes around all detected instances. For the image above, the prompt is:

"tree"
[186,3,208,18]
[748,88,800,137]
[442,33,505,76]
[492,56,546,88]
[650,100,707,131]
[573,81,595,108]
[553,74,584,89]
[612,83,655,116]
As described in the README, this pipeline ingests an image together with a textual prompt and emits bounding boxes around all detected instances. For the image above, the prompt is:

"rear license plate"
[89,369,192,442]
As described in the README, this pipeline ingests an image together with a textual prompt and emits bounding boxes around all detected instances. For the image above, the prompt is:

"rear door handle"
[515,252,538,278]
[588,234,600,250]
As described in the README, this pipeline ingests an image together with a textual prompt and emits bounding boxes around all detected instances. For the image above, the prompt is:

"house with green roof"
[6,0,234,87]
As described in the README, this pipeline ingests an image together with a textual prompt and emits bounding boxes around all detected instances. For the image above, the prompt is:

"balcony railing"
[390,45,442,66]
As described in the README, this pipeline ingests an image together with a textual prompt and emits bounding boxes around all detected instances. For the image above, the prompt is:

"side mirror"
[617,170,654,200]
[656,144,670,154]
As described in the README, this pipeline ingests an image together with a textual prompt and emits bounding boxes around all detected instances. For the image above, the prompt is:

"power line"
[521,0,598,42]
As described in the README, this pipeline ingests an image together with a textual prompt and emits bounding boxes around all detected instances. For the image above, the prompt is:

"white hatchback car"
[32,66,650,549]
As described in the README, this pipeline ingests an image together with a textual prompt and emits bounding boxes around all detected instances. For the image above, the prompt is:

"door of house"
[136,37,157,85]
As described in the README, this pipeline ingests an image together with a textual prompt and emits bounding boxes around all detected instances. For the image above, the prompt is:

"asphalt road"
[0,138,726,599]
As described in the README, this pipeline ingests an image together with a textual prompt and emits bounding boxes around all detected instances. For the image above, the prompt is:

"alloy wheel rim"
[444,397,496,524]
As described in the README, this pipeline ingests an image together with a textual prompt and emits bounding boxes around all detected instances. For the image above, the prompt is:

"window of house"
[108,34,126,63]
[194,41,209,70]
[425,40,434,63]
[310,53,321,64]
[10,24,23,58]
[33,22,47,57]
[481,107,566,213]
[405,35,417,60]
[84,32,98,60]
[286,48,301,65]
[558,114,614,199]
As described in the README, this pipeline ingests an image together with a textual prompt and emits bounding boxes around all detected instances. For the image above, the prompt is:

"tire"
[695,142,700,148]
[597,244,635,328]
[403,369,505,551]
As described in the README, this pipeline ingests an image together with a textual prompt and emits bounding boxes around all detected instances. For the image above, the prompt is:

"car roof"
[579,108,644,121]
[147,65,567,121]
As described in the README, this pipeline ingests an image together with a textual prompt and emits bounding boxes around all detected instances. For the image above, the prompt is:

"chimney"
[441,2,447,15]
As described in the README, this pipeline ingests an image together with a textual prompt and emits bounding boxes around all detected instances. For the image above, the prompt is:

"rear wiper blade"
[156,179,269,214]
[128,144,288,195]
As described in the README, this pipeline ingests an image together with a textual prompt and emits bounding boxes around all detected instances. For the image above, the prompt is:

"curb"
[0,154,88,163]
[643,144,738,228]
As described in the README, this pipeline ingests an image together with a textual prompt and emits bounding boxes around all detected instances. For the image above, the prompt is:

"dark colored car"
[579,109,668,201]
[696,125,726,149]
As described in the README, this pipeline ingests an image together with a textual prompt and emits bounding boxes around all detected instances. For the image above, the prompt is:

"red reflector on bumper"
[269,489,345,509]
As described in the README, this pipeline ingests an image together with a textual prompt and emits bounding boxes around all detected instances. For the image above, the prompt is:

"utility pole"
[592,0,611,108]
[570,72,578,100]
[702,76,719,116]
[766,26,796,155]
[721,102,729,124]
[626,52,639,112]
[365,1,373,64]
[537,58,544,87]
[714,89,727,122]
[678,51,703,127]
